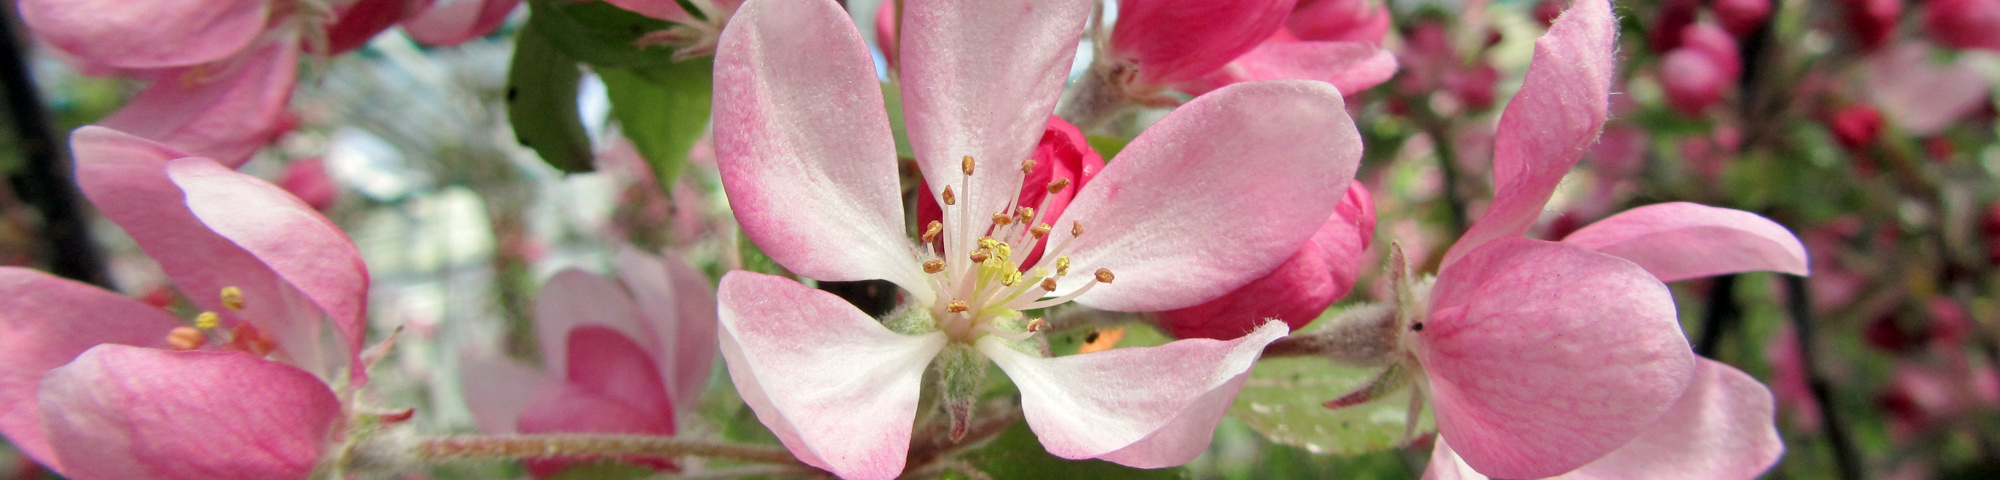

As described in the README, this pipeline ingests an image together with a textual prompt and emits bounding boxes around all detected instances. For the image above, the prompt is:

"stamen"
[1026,317,1047,332]
[1016,206,1035,224]
[1094,268,1115,284]
[1047,178,1070,195]
[969,249,990,264]
[1030,224,1051,239]
[1016,278,1100,310]
[922,221,943,244]
[961,155,976,176]
[166,327,207,351]
[1000,270,1022,287]
[220,286,244,311]
[1021,158,1036,174]
[194,311,220,330]
[1055,256,1071,276]
[992,212,1013,226]
[941,186,957,206]
[946,300,970,313]
[923,259,947,274]
[1040,278,1058,291]
[992,243,1012,263]
[1071,220,1084,237]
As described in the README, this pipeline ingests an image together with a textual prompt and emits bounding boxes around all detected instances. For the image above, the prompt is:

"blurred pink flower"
[0,127,371,480]
[1923,0,2000,51]
[708,0,1363,477]
[278,157,340,212]
[1287,0,1390,44]
[1714,0,1772,37]
[1097,0,1397,104]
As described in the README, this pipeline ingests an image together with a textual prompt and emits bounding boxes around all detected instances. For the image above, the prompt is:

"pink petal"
[1156,182,1375,339]
[716,272,947,480]
[899,0,1096,230]
[518,326,676,436]
[617,248,720,410]
[39,346,341,480]
[977,321,1287,467]
[1865,42,1992,135]
[401,0,523,46]
[1561,202,1808,282]
[0,268,182,470]
[712,0,924,294]
[459,355,548,434]
[1052,80,1360,312]
[1421,438,1489,480]
[1439,0,1615,268]
[98,37,299,168]
[72,128,334,376]
[1180,40,1397,96]
[535,269,654,377]
[325,0,422,54]
[169,158,369,370]
[1288,0,1391,43]
[17,0,269,69]
[606,0,696,23]
[1109,0,1297,87]
[1419,238,1694,479]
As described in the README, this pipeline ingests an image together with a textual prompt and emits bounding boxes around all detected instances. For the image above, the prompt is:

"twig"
[1786,275,1862,480]
[1694,274,1739,357]
[0,9,109,287]
[415,434,802,466]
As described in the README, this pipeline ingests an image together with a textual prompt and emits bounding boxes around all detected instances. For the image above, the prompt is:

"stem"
[0,7,110,287]
[1053,62,1134,134]
[414,434,802,466]
[1785,276,1862,480]
[904,408,1022,469]
[1694,274,1739,357]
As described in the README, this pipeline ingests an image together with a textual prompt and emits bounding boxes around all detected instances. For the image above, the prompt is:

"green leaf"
[525,0,678,68]
[952,421,1190,480]
[506,24,594,174]
[1226,309,1434,456]
[1086,135,1131,161]
[599,57,715,188]
[882,82,915,159]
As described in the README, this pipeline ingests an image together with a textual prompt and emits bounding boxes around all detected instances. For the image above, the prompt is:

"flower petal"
[978,321,1287,467]
[18,0,269,69]
[39,345,341,480]
[0,268,182,470]
[1154,182,1374,339]
[618,248,719,409]
[1421,438,1490,480]
[72,128,333,376]
[169,158,369,369]
[713,0,923,294]
[1420,238,1694,478]
[1558,359,1784,479]
[716,271,946,480]
[1052,80,1360,312]
[899,0,1095,236]
[1179,40,1397,96]
[535,269,654,377]
[1288,0,1391,43]
[1865,42,1992,136]
[519,326,676,436]
[1109,0,1296,87]
[325,0,421,54]
[1439,0,1615,268]
[98,37,299,168]
[459,355,548,434]
[1562,202,1808,282]
[401,0,523,46]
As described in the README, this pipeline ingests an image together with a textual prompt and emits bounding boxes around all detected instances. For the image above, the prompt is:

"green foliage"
[506,24,594,174]
[1227,309,1434,456]
[882,82,915,159]
[1086,135,1131,160]
[524,0,678,68]
[600,57,715,188]
[948,421,1190,480]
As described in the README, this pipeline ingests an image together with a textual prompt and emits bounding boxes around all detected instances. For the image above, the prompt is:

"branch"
[414,434,802,466]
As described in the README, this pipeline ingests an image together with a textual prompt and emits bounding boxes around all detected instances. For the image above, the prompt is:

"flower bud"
[1713,0,1772,38]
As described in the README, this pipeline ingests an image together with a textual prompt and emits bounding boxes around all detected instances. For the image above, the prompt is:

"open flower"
[710,0,1362,477]
[0,127,371,480]
[603,0,743,59]
[462,248,718,477]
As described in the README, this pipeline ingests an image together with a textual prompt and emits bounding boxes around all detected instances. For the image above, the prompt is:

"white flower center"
[921,155,1111,343]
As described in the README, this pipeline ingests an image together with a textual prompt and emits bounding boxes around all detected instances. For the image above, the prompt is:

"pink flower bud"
[277,157,339,212]
[1829,104,1885,151]
[1923,0,2000,52]
[1842,0,1902,51]
[1713,0,1772,37]
[1660,49,1727,116]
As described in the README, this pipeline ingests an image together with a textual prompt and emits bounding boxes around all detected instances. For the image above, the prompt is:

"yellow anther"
[941,186,957,206]
[1094,268,1115,284]
[1047,178,1071,195]
[992,212,1014,226]
[1040,278,1058,291]
[1030,224,1051,239]
[1016,206,1035,224]
[194,311,221,330]
[921,221,943,244]
[970,249,991,264]
[220,286,244,311]
[1055,256,1071,276]
[1001,270,1022,287]
[923,259,947,274]
[962,155,976,175]
[946,300,970,313]
[1071,220,1083,237]
[1026,317,1047,332]
[166,327,208,351]
[992,243,1012,262]
[1020,158,1037,174]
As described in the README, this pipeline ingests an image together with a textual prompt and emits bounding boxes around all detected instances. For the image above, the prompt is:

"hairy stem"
[414,434,801,466]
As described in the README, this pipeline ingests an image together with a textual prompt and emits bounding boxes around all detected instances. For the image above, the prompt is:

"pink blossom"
[1087,0,1397,107]
[1864,42,1993,136]
[1713,0,1772,38]
[1842,0,1902,51]
[1287,0,1391,44]
[1923,0,2000,51]
[0,127,371,480]
[915,116,1105,270]
[278,157,341,212]
[709,0,1363,477]
[1156,182,1374,339]
[603,0,741,59]
[463,249,718,477]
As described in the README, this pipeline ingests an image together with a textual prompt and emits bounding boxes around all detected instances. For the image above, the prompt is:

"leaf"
[525,0,678,68]
[882,82,915,159]
[599,57,715,188]
[507,24,594,174]
[1226,308,1435,456]
[951,421,1191,480]
[1086,135,1131,161]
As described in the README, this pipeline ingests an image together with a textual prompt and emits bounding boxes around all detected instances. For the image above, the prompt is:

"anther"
[1020,158,1036,174]
[961,155,976,175]
[1040,278,1058,291]
[194,311,220,330]
[1094,268,1115,283]
[1071,220,1083,237]
[1047,178,1070,195]
[1001,271,1022,286]
[969,249,991,264]
[220,286,244,311]
[1016,206,1035,223]
[992,212,1013,226]
[1030,224,1051,239]
[941,186,957,206]
[166,327,207,351]
[1026,317,1047,332]
[946,301,970,313]
[1055,256,1071,276]
[921,221,943,244]
[993,243,1012,262]
[923,259,946,274]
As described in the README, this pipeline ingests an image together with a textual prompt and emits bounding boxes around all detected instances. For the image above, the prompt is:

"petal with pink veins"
[716,272,947,480]
[1561,202,1808,282]
[899,0,1096,228]
[98,37,300,168]
[401,0,524,46]
[1155,182,1374,339]
[72,128,333,377]
[1179,40,1397,96]
[17,0,269,69]
[38,346,341,480]
[712,0,925,295]
[534,269,655,377]
[1052,80,1359,312]
[978,321,1287,467]
[1110,0,1298,87]
[618,248,719,408]
[169,158,370,371]
[1439,0,1615,267]
[0,269,182,470]
[1420,238,1693,479]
